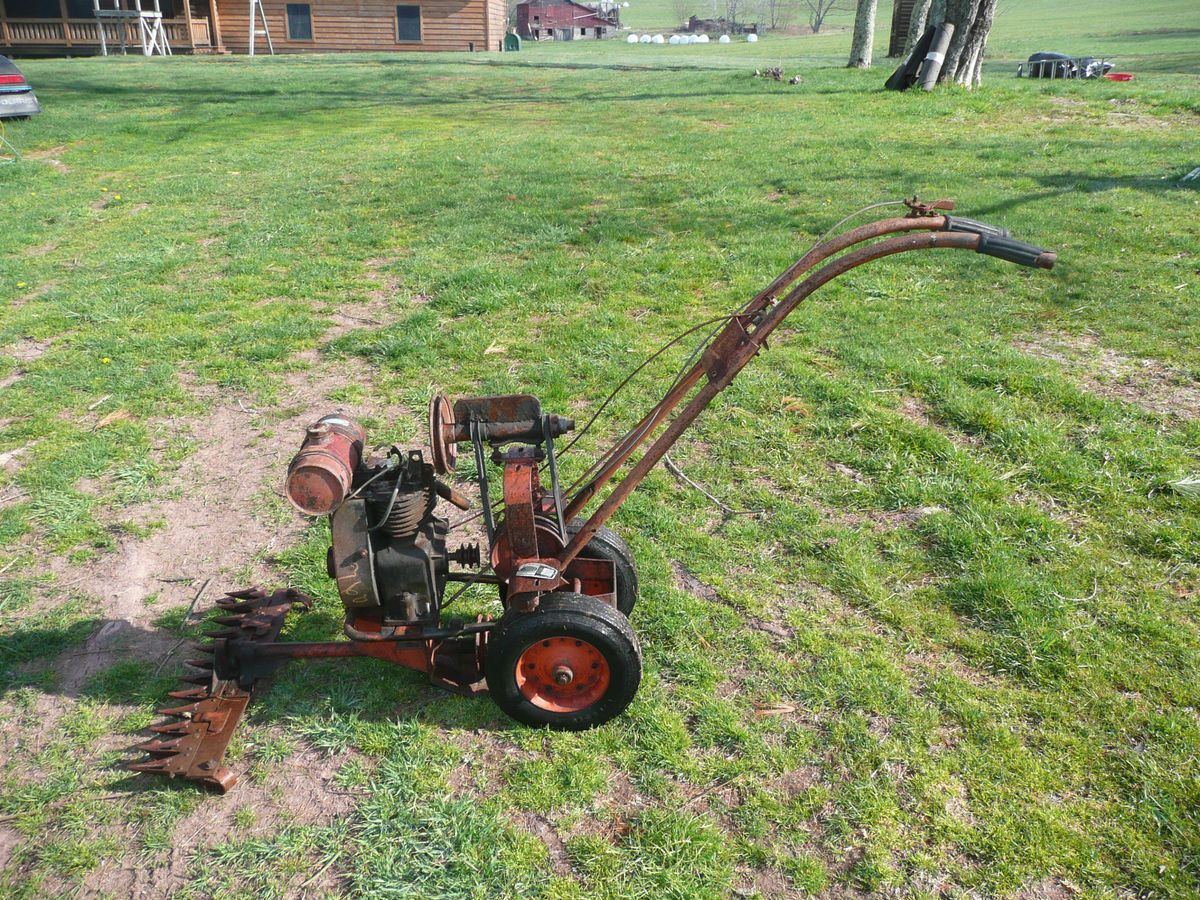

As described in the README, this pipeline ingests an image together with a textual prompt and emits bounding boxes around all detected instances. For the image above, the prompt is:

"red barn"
[516,0,616,40]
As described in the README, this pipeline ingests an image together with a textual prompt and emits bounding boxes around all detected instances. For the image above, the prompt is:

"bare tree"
[803,0,845,33]
[846,0,876,68]
[760,0,798,30]
[936,0,998,86]
[902,0,932,56]
[671,0,694,27]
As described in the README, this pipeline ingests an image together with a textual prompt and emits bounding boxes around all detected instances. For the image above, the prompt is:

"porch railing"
[2,17,210,48]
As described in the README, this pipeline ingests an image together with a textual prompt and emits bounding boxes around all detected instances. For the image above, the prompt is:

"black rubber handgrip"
[977,232,1057,269]
[942,215,1010,240]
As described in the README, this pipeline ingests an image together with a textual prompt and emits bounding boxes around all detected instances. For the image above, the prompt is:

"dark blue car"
[0,56,40,119]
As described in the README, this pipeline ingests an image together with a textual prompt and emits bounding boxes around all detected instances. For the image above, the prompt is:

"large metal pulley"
[429,393,457,475]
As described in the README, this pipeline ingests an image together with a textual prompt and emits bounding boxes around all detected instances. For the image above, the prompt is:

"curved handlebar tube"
[557,212,1056,571]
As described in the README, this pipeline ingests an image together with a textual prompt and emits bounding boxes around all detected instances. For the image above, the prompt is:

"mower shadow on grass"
[4,613,514,794]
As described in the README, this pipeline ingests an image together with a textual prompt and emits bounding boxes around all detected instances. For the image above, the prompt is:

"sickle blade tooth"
[186,659,214,670]
[203,628,237,639]
[156,703,200,717]
[180,674,212,686]
[151,721,193,735]
[128,760,171,774]
[134,737,183,754]
[226,588,262,600]
[194,645,216,656]
[212,616,244,627]
[166,692,201,702]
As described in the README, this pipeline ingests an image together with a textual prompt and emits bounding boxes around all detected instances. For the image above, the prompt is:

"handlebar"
[942,214,1056,269]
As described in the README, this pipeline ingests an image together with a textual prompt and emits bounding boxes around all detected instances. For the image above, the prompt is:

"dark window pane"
[5,0,56,16]
[286,3,312,40]
[396,5,420,41]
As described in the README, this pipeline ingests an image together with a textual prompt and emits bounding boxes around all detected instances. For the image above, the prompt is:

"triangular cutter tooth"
[180,674,212,686]
[165,689,205,701]
[212,615,245,627]
[156,703,200,717]
[128,760,172,774]
[151,721,193,735]
[225,587,265,600]
[195,645,216,656]
[204,628,238,639]
[186,659,215,670]
[134,737,184,754]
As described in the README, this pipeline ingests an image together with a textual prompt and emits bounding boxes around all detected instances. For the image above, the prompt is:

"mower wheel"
[486,592,642,730]
[565,520,639,616]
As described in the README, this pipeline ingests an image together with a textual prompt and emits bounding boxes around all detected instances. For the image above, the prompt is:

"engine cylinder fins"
[285,415,367,516]
[377,483,435,539]
[429,394,458,476]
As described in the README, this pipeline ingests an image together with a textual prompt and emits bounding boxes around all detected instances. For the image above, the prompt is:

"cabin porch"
[0,0,225,54]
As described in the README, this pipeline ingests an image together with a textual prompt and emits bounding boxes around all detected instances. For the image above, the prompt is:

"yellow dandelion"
[17,281,27,288]
[101,357,111,364]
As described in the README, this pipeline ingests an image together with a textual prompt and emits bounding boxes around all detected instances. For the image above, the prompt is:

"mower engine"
[286,416,479,628]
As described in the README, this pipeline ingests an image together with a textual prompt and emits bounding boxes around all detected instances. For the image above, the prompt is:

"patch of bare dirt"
[24,144,72,173]
[522,813,574,877]
[770,765,820,799]
[445,730,538,799]
[40,355,417,694]
[1017,877,1078,899]
[895,394,983,448]
[0,823,21,872]
[733,864,793,898]
[0,444,31,475]
[671,561,792,642]
[364,256,401,304]
[4,337,52,363]
[815,499,944,533]
[825,461,865,483]
[1014,331,1200,420]
[943,778,975,827]
[82,748,356,897]
[24,242,58,257]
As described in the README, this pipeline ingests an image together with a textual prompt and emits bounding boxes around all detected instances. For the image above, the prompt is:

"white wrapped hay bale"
[746,33,757,42]
[668,34,681,44]
[627,33,639,42]
[718,34,730,43]
[639,33,651,43]
[697,34,709,43]
[652,33,664,43]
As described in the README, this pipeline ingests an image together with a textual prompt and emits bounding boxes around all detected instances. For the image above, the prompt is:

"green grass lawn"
[1,2,1199,896]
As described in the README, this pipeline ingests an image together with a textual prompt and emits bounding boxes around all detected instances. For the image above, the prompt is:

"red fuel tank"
[285,415,366,516]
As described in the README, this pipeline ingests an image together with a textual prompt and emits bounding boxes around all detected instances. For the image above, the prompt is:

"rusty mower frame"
[131,200,1055,791]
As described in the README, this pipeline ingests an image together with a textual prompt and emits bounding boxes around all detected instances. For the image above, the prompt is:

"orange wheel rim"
[515,637,610,713]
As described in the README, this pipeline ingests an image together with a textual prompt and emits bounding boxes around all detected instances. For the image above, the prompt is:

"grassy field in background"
[1,1,1198,896]
[619,0,1199,74]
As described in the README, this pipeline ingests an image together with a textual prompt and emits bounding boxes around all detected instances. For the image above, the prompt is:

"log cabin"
[0,0,508,55]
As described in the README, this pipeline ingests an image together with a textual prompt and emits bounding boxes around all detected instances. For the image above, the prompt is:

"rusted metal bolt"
[552,666,573,686]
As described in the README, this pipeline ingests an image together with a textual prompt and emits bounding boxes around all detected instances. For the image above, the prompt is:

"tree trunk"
[935,0,996,86]
[846,0,876,68]
[903,0,933,56]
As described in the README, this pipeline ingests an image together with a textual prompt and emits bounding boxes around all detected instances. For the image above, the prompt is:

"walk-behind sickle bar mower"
[130,200,1056,791]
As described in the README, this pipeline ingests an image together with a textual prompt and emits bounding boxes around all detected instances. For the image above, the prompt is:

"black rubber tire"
[486,592,642,730]
[564,520,639,617]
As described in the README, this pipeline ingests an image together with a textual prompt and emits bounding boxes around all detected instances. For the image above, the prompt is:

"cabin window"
[285,3,313,40]
[396,5,421,41]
